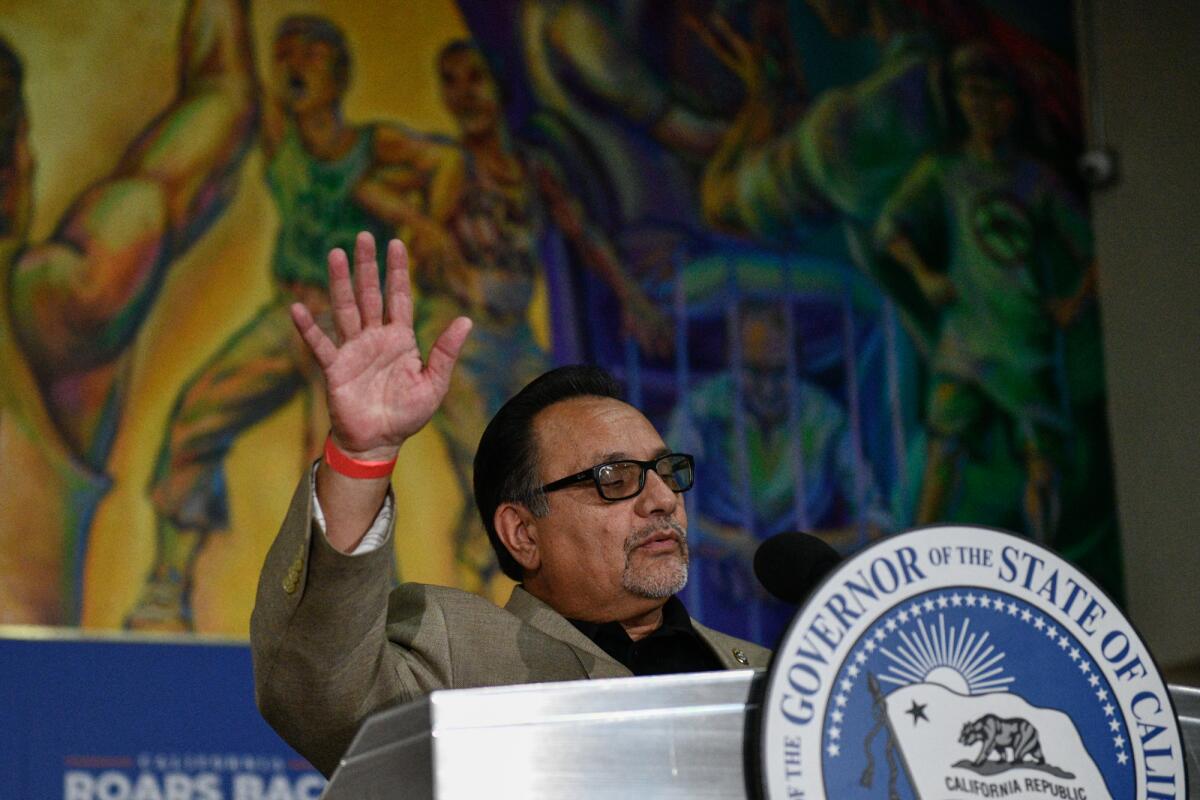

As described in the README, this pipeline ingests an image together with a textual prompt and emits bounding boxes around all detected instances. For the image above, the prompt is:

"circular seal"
[760,526,1187,800]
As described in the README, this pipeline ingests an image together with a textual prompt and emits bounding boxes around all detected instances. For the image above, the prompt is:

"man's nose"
[634,468,678,516]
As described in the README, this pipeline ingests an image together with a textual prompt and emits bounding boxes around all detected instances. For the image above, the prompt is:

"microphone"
[753,531,843,605]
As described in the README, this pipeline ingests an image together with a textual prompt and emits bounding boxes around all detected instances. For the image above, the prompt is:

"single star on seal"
[905,700,929,725]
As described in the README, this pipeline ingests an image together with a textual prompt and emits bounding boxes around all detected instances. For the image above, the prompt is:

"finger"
[710,13,744,47]
[289,302,339,370]
[354,231,384,327]
[710,14,753,63]
[686,14,739,71]
[327,246,362,341]
[425,316,473,396]
[384,238,414,330]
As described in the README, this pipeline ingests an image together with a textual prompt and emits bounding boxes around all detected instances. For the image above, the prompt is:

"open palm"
[290,232,472,459]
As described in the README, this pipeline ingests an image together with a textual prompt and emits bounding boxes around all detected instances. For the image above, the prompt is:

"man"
[875,43,1095,543]
[250,232,770,776]
[127,15,457,630]
[0,0,256,624]
[668,301,888,641]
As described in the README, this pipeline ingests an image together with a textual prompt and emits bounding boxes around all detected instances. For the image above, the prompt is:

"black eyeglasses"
[540,453,695,501]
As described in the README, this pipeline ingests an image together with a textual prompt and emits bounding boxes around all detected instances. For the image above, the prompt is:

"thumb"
[425,316,473,397]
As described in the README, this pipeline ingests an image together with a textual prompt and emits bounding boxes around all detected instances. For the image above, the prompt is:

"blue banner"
[1,633,325,799]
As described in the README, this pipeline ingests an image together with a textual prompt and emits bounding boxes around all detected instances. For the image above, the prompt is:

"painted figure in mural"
[667,301,886,639]
[0,0,256,625]
[508,0,697,243]
[126,15,455,630]
[520,0,733,158]
[700,0,946,222]
[697,0,949,341]
[356,40,673,599]
[455,0,801,265]
[874,43,1095,543]
[689,4,1117,591]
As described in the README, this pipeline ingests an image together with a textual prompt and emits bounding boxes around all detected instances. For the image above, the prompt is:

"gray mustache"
[625,518,687,553]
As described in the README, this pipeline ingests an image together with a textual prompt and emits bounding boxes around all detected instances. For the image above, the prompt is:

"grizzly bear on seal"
[959,714,1046,766]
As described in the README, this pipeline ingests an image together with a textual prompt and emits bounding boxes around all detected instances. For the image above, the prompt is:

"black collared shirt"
[569,596,724,676]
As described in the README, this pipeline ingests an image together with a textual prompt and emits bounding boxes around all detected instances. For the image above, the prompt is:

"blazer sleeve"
[249,468,455,776]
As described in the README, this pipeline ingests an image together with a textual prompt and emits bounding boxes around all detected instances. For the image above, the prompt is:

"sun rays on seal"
[878,614,1014,695]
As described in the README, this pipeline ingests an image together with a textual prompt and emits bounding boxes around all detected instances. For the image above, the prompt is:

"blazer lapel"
[504,587,632,679]
[692,620,770,670]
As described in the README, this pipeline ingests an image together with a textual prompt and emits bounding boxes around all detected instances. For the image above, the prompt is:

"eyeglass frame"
[539,452,696,501]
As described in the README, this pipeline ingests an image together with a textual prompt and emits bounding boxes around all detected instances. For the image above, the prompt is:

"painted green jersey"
[265,121,393,287]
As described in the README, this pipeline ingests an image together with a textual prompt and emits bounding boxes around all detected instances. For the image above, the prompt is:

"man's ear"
[494,502,540,572]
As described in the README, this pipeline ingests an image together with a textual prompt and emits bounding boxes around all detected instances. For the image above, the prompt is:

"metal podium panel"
[325,675,1199,799]
[324,670,760,799]
[430,670,759,799]
[323,689,435,800]
[1174,684,1200,800]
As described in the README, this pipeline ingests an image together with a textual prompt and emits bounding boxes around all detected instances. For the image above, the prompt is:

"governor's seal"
[760,525,1186,800]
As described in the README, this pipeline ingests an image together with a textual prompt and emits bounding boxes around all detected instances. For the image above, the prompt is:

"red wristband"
[323,435,397,479]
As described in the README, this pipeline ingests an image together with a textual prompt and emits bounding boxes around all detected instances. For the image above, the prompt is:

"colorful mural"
[0,0,1117,648]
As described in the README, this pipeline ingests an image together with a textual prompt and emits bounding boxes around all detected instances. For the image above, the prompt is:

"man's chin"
[622,556,688,600]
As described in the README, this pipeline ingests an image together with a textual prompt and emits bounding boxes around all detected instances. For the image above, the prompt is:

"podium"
[322,673,1199,799]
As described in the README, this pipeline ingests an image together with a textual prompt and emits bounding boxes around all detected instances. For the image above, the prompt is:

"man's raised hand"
[290,232,472,461]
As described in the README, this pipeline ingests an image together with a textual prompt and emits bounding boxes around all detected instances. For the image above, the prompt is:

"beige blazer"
[251,472,773,776]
